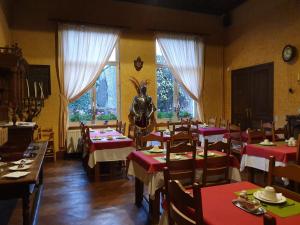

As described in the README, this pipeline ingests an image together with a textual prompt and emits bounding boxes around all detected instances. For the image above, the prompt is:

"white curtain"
[57,23,119,149]
[156,33,204,121]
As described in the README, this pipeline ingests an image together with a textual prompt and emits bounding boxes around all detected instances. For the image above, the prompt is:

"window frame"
[68,44,120,126]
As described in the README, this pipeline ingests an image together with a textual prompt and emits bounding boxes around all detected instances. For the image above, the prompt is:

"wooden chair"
[164,179,204,225]
[139,133,164,151]
[201,140,231,187]
[128,124,136,141]
[190,121,201,146]
[164,140,197,187]
[170,131,193,146]
[121,122,126,135]
[272,126,287,142]
[155,121,170,132]
[263,214,276,225]
[297,134,300,165]
[228,123,243,159]
[36,127,56,162]
[261,121,274,141]
[116,120,122,133]
[267,155,300,202]
[172,120,191,133]
[219,119,229,129]
[247,128,266,144]
[207,117,217,127]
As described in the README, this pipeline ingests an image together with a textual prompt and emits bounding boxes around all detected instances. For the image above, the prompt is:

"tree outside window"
[156,41,195,120]
[68,47,119,123]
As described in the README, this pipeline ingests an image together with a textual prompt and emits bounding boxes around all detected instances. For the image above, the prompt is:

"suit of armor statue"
[128,77,156,132]
[131,85,156,128]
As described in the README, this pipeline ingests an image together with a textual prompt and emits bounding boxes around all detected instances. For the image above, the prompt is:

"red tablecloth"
[244,142,296,163]
[202,181,300,225]
[198,127,228,136]
[89,130,134,152]
[127,150,240,173]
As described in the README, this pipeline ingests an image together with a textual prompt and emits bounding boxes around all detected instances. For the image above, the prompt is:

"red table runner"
[198,127,228,136]
[89,130,134,152]
[244,142,296,163]
[202,181,300,225]
[127,150,240,173]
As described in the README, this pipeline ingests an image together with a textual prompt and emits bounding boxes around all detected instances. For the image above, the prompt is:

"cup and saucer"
[259,139,275,146]
[253,186,286,204]
[287,137,296,147]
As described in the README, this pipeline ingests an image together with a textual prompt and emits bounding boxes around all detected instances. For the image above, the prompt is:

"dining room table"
[241,141,297,183]
[158,181,300,225]
[87,129,135,181]
[127,148,241,224]
[198,127,228,146]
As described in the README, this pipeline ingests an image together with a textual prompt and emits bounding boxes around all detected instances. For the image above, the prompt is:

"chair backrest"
[121,122,126,135]
[219,119,229,129]
[272,126,287,142]
[116,120,122,133]
[173,120,191,133]
[139,133,164,151]
[165,179,204,225]
[261,121,274,140]
[201,140,231,187]
[267,156,300,201]
[170,131,193,146]
[297,134,300,165]
[128,123,136,140]
[36,127,54,141]
[229,123,241,133]
[207,117,217,127]
[247,128,266,144]
[165,140,197,186]
[155,121,170,132]
[263,214,276,225]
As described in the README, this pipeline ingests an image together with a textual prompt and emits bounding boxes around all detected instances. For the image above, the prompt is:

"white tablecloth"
[240,154,286,172]
[88,146,135,168]
[199,134,225,146]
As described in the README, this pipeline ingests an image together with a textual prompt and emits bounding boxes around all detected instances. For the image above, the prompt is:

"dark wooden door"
[231,62,274,130]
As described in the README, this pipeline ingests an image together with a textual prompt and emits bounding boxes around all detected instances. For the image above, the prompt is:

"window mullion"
[91,86,96,124]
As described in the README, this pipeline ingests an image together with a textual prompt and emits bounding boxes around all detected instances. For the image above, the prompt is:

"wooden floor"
[1,160,149,225]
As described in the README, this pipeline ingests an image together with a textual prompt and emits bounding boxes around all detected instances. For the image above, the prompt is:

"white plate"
[12,159,34,165]
[115,136,127,139]
[198,151,215,157]
[253,191,286,204]
[9,165,31,171]
[259,142,275,146]
[2,171,30,178]
[148,148,164,153]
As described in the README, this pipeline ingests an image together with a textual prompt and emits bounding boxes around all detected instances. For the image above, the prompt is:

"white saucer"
[198,151,215,157]
[259,142,275,146]
[12,159,34,165]
[148,148,164,153]
[2,171,30,178]
[9,165,31,171]
[253,191,286,204]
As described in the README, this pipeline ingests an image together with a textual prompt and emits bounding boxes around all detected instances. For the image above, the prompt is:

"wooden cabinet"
[0,44,27,122]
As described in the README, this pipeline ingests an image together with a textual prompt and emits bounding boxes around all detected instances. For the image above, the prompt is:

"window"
[156,41,195,120]
[68,47,119,123]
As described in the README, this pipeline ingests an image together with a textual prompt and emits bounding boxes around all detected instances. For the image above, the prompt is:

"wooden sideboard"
[0,141,47,225]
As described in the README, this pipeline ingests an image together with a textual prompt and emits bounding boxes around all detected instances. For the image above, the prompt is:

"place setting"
[233,186,300,217]
[259,139,276,146]
[1,158,33,179]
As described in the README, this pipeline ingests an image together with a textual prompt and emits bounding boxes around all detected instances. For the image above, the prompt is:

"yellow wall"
[224,0,300,127]
[9,0,225,151]
[0,0,10,46]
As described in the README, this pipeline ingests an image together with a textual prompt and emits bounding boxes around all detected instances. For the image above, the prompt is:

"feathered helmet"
[129,76,149,94]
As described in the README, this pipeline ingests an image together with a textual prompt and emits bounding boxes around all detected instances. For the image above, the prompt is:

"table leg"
[135,177,144,207]
[149,189,160,224]
[247,167,255,183]
[22,189,30,225]
[95,162,100,182]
